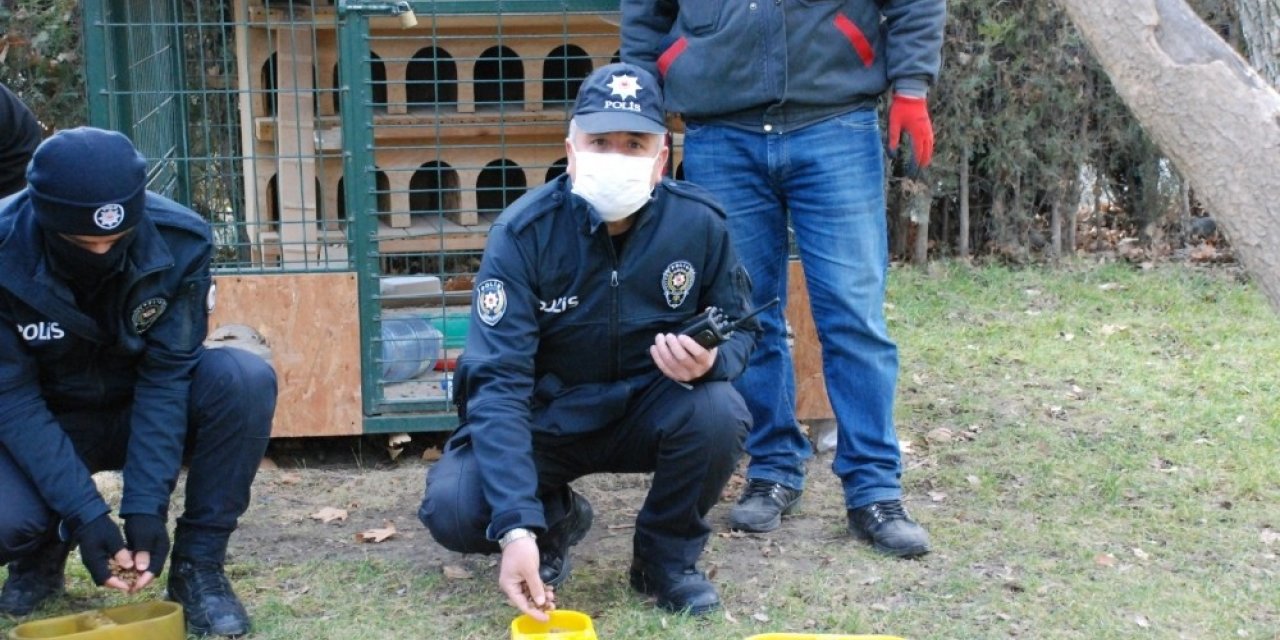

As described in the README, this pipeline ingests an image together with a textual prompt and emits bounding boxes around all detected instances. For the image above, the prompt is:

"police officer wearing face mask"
[0,127,277,637]
[420,62,759,619]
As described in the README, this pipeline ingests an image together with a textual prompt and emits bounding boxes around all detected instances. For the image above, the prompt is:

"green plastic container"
[8,601,184,640]
[427,306,470,350]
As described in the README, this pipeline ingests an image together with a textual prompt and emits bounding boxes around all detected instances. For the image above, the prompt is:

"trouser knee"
[690,382,750,459]
[189,347,278,441]
[419,441,493,554]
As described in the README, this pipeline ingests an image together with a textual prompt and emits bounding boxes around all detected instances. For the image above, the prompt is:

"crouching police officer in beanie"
[420,62,758,618]
[0,127,277,636]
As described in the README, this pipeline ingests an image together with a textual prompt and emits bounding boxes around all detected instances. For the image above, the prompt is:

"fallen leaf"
[279,472,302,486]
[928,491,947,502]
[1132,547,1149,560]
[925,427,954,444]
[966,475,981,486]
[722,610,737,623]
[1060,332,1075,342]
[1094,553,1117,567]
[310,507,348,524]
[752,612,770,623]
[442,564,472,580]
[387,433,412,461]
[1260,528,1278,546]
[1098,324,1128,337]
[356,520,398,543]
[1134,614,1150,628]
[421,446,442,462]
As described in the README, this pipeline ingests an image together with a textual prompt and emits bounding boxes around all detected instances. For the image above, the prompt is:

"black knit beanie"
[26,127,147,236]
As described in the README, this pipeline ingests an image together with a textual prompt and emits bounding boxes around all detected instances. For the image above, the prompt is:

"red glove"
[887,94,934,168]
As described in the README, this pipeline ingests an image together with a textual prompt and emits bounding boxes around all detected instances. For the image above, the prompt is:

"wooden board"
[209,273,362,437]
[786,261,835,422]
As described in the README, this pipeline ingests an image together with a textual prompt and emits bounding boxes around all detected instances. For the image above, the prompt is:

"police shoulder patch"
[476,279,507,326]
[131,297,169,334]
[662,260,696,309]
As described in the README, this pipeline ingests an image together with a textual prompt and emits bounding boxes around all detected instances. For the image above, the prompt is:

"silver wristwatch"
[498,527,536,550]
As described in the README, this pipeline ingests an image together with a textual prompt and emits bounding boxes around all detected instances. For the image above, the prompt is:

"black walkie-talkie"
[679,297,780,348]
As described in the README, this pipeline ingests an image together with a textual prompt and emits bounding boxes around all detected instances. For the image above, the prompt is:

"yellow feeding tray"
[510,609,597,640]
[745,635,906,640]
[8,601,184,640]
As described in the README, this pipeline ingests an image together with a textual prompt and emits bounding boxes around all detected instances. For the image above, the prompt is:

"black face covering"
[42,228,136,295]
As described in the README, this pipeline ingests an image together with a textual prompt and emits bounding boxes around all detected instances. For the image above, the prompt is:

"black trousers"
[0,347,277,564]
[420,376,750,572]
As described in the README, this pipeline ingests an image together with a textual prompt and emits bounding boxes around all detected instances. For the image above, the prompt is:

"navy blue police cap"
[572,62,667,135]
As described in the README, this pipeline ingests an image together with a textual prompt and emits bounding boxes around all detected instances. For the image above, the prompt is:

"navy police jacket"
[456,173,758,540]
[0,190,214,531]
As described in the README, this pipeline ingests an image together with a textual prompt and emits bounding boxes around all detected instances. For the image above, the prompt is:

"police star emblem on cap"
[607,74,641,100]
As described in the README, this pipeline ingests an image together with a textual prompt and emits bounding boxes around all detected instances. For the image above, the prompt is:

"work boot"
[629,560,720,615]
[0,540,71,616]
[847,500,930,558]
[167,559,251,636]
[537,491,593,587]
[728,479,801,533]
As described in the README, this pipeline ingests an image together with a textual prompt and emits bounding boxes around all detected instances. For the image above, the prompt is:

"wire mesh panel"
[83,0,623,434]
[338,0,621,432]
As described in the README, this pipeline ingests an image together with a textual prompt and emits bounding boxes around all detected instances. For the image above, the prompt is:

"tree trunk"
[1237,0,1280,87]
[1057,0,1280,313]
[959,143,971,259]
[908,178,932,266]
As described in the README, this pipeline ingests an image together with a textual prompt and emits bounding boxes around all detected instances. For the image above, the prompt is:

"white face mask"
[570,147,659,222]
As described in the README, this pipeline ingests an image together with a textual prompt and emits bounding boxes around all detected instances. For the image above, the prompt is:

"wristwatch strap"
[498,527,536,550]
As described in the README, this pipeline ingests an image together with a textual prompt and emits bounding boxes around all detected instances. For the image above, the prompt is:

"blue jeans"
[681,109,902,509]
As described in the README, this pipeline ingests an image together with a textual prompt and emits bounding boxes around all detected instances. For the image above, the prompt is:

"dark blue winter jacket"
[0,190,214,532]
[621,0,946,131]
[455,174,758,541]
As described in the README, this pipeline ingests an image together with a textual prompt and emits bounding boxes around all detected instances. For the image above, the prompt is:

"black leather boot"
[167,559,251,636]
[0,539,71,616]
[537,490,593,587]
[629,559,721,615]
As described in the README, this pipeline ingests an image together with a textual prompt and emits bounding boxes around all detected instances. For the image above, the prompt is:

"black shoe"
[848,500,930,558]
[537,490,593,587]
[167,560,251,637]
[0,540,71,616]
[728,479,802,533]
[629,561,721,615]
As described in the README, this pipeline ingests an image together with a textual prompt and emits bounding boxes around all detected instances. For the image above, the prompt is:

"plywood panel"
[209,273,362,437]
[786,261,834,422]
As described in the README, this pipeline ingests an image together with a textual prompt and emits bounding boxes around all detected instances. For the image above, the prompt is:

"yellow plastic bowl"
[745,635,906,640]
[510,609,597,640]
[8,601,184,640]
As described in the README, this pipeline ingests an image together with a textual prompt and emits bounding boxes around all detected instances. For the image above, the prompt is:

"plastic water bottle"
[380,318,443,382]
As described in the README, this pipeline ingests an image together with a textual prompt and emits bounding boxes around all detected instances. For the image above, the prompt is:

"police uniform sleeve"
[118,231,214,519]
[0,317,112,531]
[0,83,42,199]
[457,222,549,539]
[694,206,760,382]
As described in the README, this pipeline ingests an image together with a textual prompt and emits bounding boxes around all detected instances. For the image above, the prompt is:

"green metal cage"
[82,0,623,436]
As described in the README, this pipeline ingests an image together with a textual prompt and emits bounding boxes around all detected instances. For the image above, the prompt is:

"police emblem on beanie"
[26,127,148,236]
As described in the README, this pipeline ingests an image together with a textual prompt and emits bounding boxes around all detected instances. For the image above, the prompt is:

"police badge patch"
[662,261,695,309]
[131,297,168,334]
[476,279,507,326]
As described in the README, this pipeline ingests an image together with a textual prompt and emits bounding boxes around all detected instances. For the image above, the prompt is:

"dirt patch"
[214,436,892,593]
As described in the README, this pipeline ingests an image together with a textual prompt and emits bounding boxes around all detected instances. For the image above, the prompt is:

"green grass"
[3,260,1278,639]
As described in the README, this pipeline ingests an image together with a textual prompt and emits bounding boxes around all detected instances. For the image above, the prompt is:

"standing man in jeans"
[622,0,944,557]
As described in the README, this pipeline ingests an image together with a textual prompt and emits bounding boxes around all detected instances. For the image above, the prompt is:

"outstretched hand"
[498,537,556,621]
[75,514,133,593]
